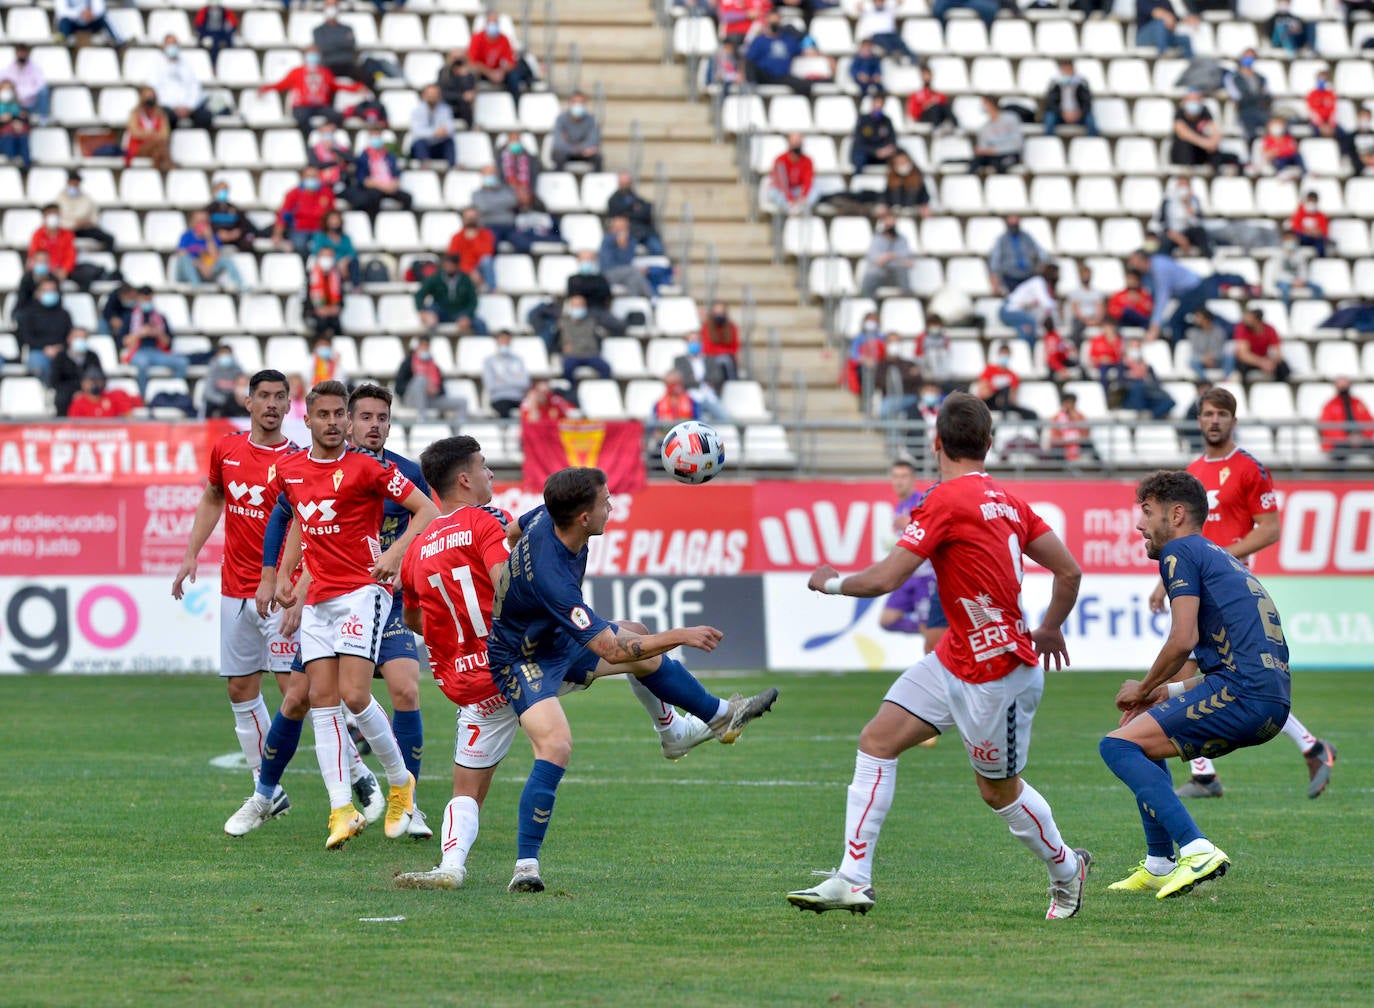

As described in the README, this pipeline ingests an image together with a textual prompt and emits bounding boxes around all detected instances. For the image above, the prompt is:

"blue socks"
[636,656,719,723]
[1100,736,1203,852]
[255,712,304,799]
[392,708,423,782]
[516,759,565,861]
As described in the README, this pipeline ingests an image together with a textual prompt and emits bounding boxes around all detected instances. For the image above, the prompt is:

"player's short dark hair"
[1198,387,1237,417]
[544,467,606,529]
[306,379,348,410]
[891,458,915,473]
[421,435,482,498]
[248,369,288,395]
[1136,470,1208,529]
[935,392,992,463]
[348,382,393,414]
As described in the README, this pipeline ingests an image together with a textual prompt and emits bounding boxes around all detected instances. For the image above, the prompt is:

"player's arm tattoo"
[587,626,670,664]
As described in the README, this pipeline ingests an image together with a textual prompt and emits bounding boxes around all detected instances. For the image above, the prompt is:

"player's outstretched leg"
[626,675,714,761]
[989,780,1090,920]
[1176,756,1224,798]
[1281,713,1337,798]
[787,750,892,915]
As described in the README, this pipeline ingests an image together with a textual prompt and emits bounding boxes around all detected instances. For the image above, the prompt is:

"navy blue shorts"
[926,586,948,630]
[492,624,612,717]
[1149,676,1289,762]
[375,597,418,671]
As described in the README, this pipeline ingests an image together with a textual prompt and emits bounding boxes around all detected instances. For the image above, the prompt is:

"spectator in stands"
[16,250,50,312]
[1306,71,1358,171]
[861,211,914,298]
[260,46,366,134]
[1135,0,1196,57]
[1,44,48,128]
[651,371,699,443]
[311,210,360,288]
[176,210,245,289]
[1263,0,1312,53]
[1001,263,1059,349]
[447,208,498,291]
[468,13,531,98]
[50,328,102,417]
[1120,337,1175,418]
[1128,248,1252,345]
[194,3,239,71]
[884,153,930,214]
[875,334,924,420]
[849,40,885,97]
[1154,176,1211,257]
[55,0,126,47]
[307,121,353,192]
[794,37,837,83]
[1063,262,1105,343]
[707,38,743,95]
[1042,60,1097,137]
[914,314,950,387]
[567,250,611,310]
[551,92,603,172]
[1273,230,1323,309]
[125,87,173,172]
[559,295,614,390]
[988,215,1045,296]
[1047,391,1095,464]
[101,284,136,340]
[496,133,539,190]
[315,4,397,84]
[28,206,76,282]
[607,174,665,255]
[512,186,560,250]
[409,85,456,166]
[17,279,72,382]
[1107,269,1154,328]
[274,167,336,257]
[68,372,142,419]
[1258,116,1304,177]
[521,378,575,424]
[437,50,477,127]
[769,134,816,215]
[673,337,732,422]
[1185,305,1235,382]
[599,216,655,299]
[976,343,1038,421]
[1226,50,1272,145]
[208,176,260,253]
[122,288,187,397]
[1319,378,1374,464]
[1169,91,1236,173]
[201,341,244,418]
[745,14,812,96]
[57,171,115,253]
[1351,107,1374,177]
[1289,192,1329,258]
[932,0,999,30]
[482,329,531,418]
[416,254,484,335]
[304,250,345,340]
[348,126,413,219]
[153,35,213,130]
[305,334,346,387]
[1087,321,1125,390]
[1043,322,1082,384]
[1232,306,1291,384]
[847,314,885,398]
[0,83,31,173]
[472,163,519,242]
[397,336,466,421]
[971,96,1024,175]
[905,65,950,129]
[700,302,741,381]
[857,0,916,62]
[850,91,899,173]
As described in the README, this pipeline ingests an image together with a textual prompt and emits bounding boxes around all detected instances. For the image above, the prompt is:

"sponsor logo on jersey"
[569,606,591,630]
[296,499,338,522]
[386,471,408,497]
[227,480,268,507]
[964,738,1001,762]
[340,616,365,641]
[1260,491,1277,510]
[959,593,1005,629]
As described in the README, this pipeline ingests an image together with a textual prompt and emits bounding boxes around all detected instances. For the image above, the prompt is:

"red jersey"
[1306,88,1337,128]
[208,431,299,598]
[1187,448,1277,550]
[467,31,515,70]
[401,507,510,705]
[1288,205,1329,238]
[28,227,77,276]
[262,65,362,109]
[446,228,495,276]
[897,472,1049,683]
[267,445,416,605]
[1232,321,1280,358]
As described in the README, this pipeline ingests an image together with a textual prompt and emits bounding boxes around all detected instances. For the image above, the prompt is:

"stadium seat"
[576,379,625,420]
[743,424,798,467]
[0,376,50,418]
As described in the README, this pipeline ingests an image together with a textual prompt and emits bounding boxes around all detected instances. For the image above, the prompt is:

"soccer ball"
[661,420,725,485]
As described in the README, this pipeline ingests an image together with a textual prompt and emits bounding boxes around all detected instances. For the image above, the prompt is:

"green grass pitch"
[3,669,1371,1008]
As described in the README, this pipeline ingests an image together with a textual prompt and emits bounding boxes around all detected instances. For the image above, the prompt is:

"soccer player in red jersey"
[1151,386,1337,799]
[786,393,1091,920]
[265,380,438,848]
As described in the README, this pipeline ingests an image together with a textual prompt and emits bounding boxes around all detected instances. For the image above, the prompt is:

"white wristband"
[824,576,844,595]
[1166,681,1185,699]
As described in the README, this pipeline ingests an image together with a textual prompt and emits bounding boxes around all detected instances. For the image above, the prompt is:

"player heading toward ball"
[786,392,1091,921]
[1102,470,1291,898]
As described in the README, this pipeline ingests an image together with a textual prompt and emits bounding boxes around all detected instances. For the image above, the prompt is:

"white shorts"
[220,596,297,678]
[452,691,519,769]
[299,584,391,666]
[883,652,1044,779]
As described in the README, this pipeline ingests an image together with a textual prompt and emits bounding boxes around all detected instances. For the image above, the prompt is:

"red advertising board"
[0,420,237,486]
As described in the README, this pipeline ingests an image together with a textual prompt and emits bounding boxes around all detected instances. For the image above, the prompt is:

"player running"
[489,467,779,894]
[262,380,438,849]
[1103,470,1291,898]
[1152,387,1335,799]
[786,393,1090,921]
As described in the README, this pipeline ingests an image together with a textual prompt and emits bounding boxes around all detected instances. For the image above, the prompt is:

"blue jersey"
[1160,534,1290,705]
[487,505,611,671]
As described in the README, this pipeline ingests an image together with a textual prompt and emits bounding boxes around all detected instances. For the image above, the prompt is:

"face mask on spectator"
[998,353,1011,367]
[712,312,727,323]
[324,5,338,18]
[88,380,106,395]
[567,306,587,320]
[508,142,524,155]
[1316,78,1329,91]
[140,301,154,312]
[578,261,596,275]
[571,103,587,118]
[1183,100,1202,115]
[215,188,229,201]
[369,135,385,149]
[0,88,12,102]
[1305,200,1318,212]
[317,347,333,360]
[217,350,233,364]
[72,338,89,355]
[485,23,500,37]
[66,184,81,198]
[1126,347,1143,362]
[922,393,940,407]
[482,175,499,188]
[40,291,59,307]
[1240,55,1255,69]
[1269,123,1285,137]
[305,52,321,67]
[142,95,157,108]
[417,350,432,361]
[863,319,878,333]
[1282,239,1297,252]
[165,44,180,59]
[45,213,60,229]
[302,177,321,191]
[687,340,702,356]
[318,256,335,270]
[33,262,49,276]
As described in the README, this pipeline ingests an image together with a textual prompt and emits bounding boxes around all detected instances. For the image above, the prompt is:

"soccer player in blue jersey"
[1101,470,1291,899]
[489,466,780,893]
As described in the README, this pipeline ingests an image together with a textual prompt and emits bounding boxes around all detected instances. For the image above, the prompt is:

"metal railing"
[740,284,757,379]
[627,118,644,186]
[564,40,581,95]
[540,0,558,90]
[592,80,607,130]
[676,200,693,295]
[702,241,719,307]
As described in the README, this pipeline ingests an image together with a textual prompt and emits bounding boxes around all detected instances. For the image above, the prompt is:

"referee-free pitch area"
[4,669,1370,1008]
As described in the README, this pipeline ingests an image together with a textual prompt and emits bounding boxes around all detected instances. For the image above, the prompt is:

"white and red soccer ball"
[661,420,725,485]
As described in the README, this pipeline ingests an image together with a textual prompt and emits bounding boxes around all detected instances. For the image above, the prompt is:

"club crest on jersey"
[267,464,276,484]
[332,468,344,491]
[569,606,591,630]
[1219,466,1230,486]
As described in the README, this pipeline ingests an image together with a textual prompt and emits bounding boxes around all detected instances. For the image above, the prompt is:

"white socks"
[1281,712,1317,753]
[1189,757,1217,777]
[993,780,1078,884]
[627,676,677,734]
[838,751,897,885]
[231,695,272,774]
[312,705,353,808]
[350,697,410,787]
[440,796,480,873]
